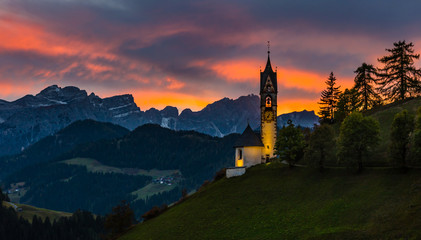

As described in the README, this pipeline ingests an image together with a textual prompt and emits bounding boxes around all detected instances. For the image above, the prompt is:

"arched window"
[238,149,243,160]
[266,96,272,108]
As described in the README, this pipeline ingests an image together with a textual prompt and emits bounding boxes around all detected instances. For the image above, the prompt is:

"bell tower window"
[265,96,272,108]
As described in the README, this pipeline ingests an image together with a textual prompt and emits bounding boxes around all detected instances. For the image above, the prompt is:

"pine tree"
[318,72,341,123]
[335,88,360,122]
[354,63,381,110]
[377,41,421,101]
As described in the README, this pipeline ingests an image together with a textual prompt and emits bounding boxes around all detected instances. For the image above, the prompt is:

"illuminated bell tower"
[260,44,277,161]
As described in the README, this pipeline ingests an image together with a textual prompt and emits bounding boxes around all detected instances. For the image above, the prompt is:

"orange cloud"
[165,78,185,90]
[0,12,117,60]
[85,63,113,74]
[278,68,326,92]
[211,59,261,82]
[0,82,33,99]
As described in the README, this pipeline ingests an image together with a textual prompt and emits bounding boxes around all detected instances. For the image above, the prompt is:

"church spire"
[264,41,273,72]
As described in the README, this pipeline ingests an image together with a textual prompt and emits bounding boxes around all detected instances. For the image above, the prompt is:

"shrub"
[213,168,226,181]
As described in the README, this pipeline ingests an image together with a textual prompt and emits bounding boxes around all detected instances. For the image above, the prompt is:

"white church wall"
[226,167,246,178]
[243,146,263,167]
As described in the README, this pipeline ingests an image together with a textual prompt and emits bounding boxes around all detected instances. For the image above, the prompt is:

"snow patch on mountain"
[108,103,132,111]
[161,117,170,129]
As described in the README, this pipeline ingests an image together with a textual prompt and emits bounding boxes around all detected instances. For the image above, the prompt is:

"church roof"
[234,124,264,148]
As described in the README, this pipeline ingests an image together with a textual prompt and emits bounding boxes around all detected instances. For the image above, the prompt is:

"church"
[226,49,278,178]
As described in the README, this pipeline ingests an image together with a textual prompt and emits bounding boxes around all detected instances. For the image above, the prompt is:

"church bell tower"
[260,44,277,161]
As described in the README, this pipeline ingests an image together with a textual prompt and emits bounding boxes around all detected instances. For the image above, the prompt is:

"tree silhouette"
[305,124,335,171]
[318,72,341,123]
[354,63,381,110]
[390,110,414,170]
[377,41,421,101]
[335,88,360,122]
[413,107,421,164]
[104,200,135,239]
[337,112,380,173]
[275,121,306,167]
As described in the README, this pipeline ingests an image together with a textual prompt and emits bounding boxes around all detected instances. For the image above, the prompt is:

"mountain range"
[0,85,318,156]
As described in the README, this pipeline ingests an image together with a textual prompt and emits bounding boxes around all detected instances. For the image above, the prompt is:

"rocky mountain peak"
[161,106,179,118]
[36,85,88,103]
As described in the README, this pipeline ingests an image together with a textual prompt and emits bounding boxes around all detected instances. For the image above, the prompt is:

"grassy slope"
[120,163,421,240]
[63,158,179,201]
[329,97,421,166]
[62,158,179,177]
[3,201,71,222]
[367,97,421,163]
[131,183,176,201]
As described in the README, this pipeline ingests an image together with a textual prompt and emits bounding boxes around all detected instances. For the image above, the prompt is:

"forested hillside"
[3,124,239,217]
[0,119,129,179]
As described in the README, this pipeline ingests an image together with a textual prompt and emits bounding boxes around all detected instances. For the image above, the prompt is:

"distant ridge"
[0,119,129,179]
[0,85,318,156]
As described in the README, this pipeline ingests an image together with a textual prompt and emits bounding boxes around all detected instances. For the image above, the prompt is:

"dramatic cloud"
[1,0,421,113]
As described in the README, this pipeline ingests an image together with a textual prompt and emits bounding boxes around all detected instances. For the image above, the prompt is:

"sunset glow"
[1,1,421,115]
[132,90,213,112]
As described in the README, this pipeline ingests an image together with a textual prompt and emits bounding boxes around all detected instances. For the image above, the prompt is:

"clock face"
[264,111,273,122]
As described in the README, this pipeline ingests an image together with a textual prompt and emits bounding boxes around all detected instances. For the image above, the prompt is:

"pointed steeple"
[260,41,277,94]
[263,41,274,72]
[265,52,273,71]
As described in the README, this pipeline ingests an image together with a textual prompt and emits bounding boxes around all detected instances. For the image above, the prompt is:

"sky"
[1,0,421,114]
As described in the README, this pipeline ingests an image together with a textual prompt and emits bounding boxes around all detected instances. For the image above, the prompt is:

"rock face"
[0,85,319,156]
[277,110,320,128]
[175,95,261,137]
[0,85,141,156]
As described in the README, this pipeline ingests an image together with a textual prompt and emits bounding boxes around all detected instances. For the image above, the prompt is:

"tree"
[0,187,10,203]
[390,110,414,169]
[318,72,341,123]
[354,62,382,110]
[337,112,380,172]
[275,120,306,167]
[377,41,421,101]
[413,107,421,164]
[104,200,135,239]
[141,204,168,221]
[305,124,335,171]
[335,88,360,122]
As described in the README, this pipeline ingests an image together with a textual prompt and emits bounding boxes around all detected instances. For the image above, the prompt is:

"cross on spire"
[267,41,270,54]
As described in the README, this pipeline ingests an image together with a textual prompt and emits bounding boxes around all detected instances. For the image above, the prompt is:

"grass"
[131,183,176,201]
[120,163,421,240]
[63,158,181,201]
[3,201,71,223]
[62,158,179,178]
[367,97,421,164]
[7,186,28,203]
